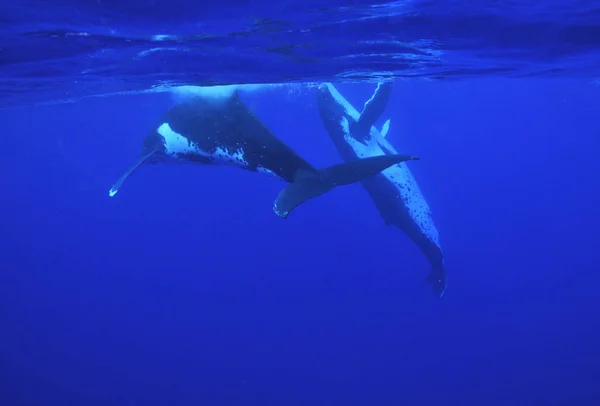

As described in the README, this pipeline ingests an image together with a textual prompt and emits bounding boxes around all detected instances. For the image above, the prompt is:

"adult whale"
[315,82,446,296]
[109,89,420,219]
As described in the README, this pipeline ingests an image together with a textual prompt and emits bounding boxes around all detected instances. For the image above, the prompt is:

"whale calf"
[109,89,420,219]
[315,82,446,296]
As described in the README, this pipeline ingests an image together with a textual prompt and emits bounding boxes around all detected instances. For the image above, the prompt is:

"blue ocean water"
[1,1,600,405]
[2,0,600,108]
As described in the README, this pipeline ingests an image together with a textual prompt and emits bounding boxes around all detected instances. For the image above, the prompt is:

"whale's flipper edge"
[109,149,157,197]
[349,81,393,143]
[357,82,393,130]
[273,153,419,219]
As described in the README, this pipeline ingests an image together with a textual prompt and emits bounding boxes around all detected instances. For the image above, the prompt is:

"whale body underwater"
[316,82,447,297]
[109,90,420,219]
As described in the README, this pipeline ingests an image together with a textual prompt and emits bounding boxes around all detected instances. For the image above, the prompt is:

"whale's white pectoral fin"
[380,119,390,137]
[108,149,157,198]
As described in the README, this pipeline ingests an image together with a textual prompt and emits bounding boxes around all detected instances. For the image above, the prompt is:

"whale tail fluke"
[273,154,419,219]
[424,262,447,298]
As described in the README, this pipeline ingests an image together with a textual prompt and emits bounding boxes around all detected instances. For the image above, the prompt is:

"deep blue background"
[1,79,599,405]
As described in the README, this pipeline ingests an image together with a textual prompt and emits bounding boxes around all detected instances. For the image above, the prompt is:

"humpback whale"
[315,82,447,296]
[109,89,420,219]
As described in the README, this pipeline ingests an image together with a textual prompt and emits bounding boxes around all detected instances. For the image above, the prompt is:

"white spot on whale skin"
[157,122,210,157]
[257,166,278,178]
[340,116,350,135]
[213,146,248,167]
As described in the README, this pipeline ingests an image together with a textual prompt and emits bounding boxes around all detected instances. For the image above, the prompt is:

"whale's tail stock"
[424,261,447,297]
[273,153,420,219]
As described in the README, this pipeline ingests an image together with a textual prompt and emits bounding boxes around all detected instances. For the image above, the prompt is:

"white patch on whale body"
[340,116,351,135]
[381,165,440,247]
[327,83,440,248]
[346,133,440,247]
[256,166,279,179]
[157,122,210,157]
[213,146,248,167]
[157,122,250,169]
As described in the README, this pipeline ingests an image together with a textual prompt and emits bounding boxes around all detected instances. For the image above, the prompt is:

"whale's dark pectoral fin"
[424,263,447,298]
[273,154,419,218]
[108,150,156,197]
